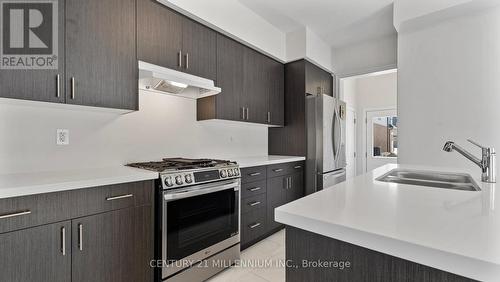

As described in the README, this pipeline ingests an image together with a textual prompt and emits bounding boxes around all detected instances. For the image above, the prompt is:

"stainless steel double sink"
[376,169,481,191]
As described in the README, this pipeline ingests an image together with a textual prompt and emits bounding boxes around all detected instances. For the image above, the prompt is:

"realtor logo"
[1,0,58,69]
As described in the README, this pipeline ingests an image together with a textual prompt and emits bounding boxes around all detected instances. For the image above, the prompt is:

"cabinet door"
[182,18,217,80]
[267,58,284,126]
[266,176,286,231]
[322,72,333,97]
[137,0,182,70]
[0,0,65,104]
[72,206,153,282]
[0,221,71,282]
[214,34,244,121]
[243,47,268,124]
[66,0,138,110]
[287,172,304,203]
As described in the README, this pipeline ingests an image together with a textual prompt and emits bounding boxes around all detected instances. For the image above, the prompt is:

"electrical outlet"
[56,129,69,145]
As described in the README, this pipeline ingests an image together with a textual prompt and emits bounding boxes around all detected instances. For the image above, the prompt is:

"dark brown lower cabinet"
[72,206,153,282]
[241,161,304,249]
[0,221,72,282]
[286,226,475,282]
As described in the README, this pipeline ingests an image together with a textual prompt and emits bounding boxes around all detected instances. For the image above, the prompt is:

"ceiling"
[238,0,396,48]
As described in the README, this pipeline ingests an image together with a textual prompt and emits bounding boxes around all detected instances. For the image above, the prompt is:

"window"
[372,116,397,157]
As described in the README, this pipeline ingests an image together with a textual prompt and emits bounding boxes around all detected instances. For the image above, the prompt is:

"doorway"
[365,109,397,172]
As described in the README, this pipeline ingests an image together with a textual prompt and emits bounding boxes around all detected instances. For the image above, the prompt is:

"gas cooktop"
[127,158,240,189]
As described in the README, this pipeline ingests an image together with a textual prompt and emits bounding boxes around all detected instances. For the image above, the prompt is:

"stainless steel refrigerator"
[306,94,347,194]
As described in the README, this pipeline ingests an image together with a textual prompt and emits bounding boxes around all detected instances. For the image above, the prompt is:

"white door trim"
[346,106,357,178]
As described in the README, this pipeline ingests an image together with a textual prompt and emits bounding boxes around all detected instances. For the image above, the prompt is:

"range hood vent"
[138,61,221,99]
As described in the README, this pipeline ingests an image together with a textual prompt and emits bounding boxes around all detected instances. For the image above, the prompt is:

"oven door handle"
[164,181,240,201]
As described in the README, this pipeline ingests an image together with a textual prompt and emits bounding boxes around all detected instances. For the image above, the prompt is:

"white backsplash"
[0,90,268,173]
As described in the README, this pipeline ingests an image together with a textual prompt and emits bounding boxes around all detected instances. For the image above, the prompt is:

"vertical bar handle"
[267,112,271,123]
[185,53,189,69]
[61,226,66,256]
[178,50,182,68]
[78,223,83,251]
[56,74,60,98]
[70,77,75,99]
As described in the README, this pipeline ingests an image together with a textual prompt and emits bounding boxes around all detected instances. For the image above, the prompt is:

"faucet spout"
[442,139,496,183]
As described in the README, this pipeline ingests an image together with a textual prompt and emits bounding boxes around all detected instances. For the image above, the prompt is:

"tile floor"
[207,229,285,282]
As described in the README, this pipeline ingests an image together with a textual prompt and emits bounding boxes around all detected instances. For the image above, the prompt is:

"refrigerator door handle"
[333,106,342,167]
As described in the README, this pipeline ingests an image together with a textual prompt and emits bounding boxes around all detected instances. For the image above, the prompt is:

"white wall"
[162,0,286,60]
[0,91,268,174]
[341,72,398,174]
[397,6,500,174]
[332,34,398,76]
[305,28,333,72]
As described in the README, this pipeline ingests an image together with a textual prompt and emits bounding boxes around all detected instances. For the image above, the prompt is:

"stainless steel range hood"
[138,61,221,99]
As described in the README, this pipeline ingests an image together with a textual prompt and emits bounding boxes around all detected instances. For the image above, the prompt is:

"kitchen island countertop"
[276,163,500,281]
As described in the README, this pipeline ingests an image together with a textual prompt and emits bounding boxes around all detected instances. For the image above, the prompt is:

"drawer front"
[241,180,267,199]
[267,161,304,178]
[240,166,267,183]
[71,180,154,218]
[290,161,305,172]
[241,193,266,214]
[241,208,266,245]
[0,191,73,234]
[0,180,154,234]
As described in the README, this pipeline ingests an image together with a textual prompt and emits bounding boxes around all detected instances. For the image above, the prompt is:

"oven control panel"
[161,166,240,189]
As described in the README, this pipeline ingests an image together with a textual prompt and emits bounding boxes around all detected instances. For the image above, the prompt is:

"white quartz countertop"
[275,164,500,281]
[233,155,305,168]
[0,166,158,199]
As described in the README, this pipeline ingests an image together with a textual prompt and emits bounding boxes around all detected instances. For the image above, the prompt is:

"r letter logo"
[1,0,58,69]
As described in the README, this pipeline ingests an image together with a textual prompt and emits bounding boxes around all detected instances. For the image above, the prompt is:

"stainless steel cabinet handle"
[289,177,293,189]
[0,210,31,220]
[267,112,271,123]
[246,108,249,120]
[70,77,75,99]
[56,74,60,98]
[294,165,302,169]
[241,107,245,120]
[248,187,261,192]
[178,50,182,67]
[78,223,83,251]
[273,168,283,172]
[248,201,261,207]
[249,172,261,176]
[185,53,189,69]
[61,227,66,256]
[249,222,261,229]
[106,194,133,201]
[285,178,289,189]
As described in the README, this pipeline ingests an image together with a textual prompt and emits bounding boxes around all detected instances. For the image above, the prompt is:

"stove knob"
[164,176,173,187]
[185,174,193,184]
[227,169,233,177]
[175,175,183,185]
[220,170,227,178]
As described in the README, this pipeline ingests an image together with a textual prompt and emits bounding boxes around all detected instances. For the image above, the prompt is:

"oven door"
[162,179,240,278]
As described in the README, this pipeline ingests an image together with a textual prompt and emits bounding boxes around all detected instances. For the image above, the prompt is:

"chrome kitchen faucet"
[443,139,496,183]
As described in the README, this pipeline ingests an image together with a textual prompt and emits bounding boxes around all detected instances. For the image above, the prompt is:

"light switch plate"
[56,129,69,145]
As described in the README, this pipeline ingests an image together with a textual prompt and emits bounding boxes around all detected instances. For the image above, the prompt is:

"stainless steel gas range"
[127,158,241,282]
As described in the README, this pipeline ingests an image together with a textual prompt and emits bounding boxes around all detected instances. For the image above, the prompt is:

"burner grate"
[127,158,235,172]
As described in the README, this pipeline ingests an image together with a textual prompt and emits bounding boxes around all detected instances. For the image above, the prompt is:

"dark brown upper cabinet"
[66,0,138,110]
[182,18,217,81]
[137,0,216,80]
[197,35,284,126]
[267,57,285,126]
[305,61,333,96]
[137,0,183,71]
[197,34,244,122]
[0,0,138,111]
[0,0,65,104]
